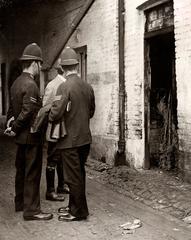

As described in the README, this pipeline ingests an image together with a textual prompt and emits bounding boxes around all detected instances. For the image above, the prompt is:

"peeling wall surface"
[124,0,145,168]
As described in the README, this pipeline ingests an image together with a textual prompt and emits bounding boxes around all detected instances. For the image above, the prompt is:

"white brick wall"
[67,0,147,167]
[124,0,191,175]
[124,0,146,168]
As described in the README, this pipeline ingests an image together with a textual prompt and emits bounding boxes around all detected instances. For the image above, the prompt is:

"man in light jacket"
[43,63,69,201]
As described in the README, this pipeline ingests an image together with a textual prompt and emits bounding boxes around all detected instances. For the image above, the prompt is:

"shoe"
[58,206,70,214]
[58,213,87,222]
[46,192,65,201]
[24,212,53,221]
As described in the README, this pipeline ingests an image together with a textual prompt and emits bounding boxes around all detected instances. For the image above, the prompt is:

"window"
[75,46,87,82]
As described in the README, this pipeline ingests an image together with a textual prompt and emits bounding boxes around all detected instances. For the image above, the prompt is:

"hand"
[4,127,16,137]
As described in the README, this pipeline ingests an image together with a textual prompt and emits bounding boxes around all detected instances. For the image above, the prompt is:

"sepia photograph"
[0,0,191,239]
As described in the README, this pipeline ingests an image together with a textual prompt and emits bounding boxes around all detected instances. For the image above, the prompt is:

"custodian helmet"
[20,43,43,62]
[60,46,79,66]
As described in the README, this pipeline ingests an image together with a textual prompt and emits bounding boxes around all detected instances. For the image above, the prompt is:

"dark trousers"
[46,142,64,193]
[61,144,90,218]
[15,144,42,217]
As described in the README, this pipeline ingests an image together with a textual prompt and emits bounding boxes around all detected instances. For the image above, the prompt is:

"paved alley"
[0,135,191,240]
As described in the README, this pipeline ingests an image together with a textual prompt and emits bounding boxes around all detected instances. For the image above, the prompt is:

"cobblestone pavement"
[0,135,191,240]
[86,159,191,221]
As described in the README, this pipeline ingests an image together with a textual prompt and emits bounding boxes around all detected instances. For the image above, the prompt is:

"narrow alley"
[0,135,191,240]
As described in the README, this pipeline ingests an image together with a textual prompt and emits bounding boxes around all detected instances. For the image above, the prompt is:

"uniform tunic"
[7,72,43,217]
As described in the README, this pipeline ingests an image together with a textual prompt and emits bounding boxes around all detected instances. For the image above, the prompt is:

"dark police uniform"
[7,72,43,217]
[49,73,95,219]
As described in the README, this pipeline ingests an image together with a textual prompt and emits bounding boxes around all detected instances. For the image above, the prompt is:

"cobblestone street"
[0,135,191,240]
[86,159,191,221]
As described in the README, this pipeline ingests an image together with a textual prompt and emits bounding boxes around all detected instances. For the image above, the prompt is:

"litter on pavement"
[120,219,142,230]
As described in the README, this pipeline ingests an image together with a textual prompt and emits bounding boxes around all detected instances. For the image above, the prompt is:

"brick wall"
[67,0,119,164]
[125,0,191,176]
[66,0,147,168]
[124,0,145,168]
[174,0,191,181]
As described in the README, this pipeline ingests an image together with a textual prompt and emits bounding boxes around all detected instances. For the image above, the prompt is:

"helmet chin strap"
[37,62,41,75]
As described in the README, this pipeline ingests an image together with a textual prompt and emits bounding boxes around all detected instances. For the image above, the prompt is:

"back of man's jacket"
[7,72,42,144]
[49,73,95,149]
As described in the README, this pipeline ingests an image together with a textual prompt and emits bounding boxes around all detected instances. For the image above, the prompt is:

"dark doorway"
[146,32,178,170]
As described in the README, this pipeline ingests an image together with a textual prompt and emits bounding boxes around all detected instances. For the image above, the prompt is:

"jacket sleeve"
[89,85,95,119]
[49,83,69,122]
[11,84,40,134]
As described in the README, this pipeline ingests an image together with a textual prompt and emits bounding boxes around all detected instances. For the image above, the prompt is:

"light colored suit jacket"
[43,74,66,142]
[43,74,66,107]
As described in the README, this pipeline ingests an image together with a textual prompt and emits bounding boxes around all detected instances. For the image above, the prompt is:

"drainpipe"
[114,0,126,166]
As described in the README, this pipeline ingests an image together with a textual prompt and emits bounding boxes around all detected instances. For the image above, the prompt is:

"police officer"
[5,43,53,221]
[49,47,95,221]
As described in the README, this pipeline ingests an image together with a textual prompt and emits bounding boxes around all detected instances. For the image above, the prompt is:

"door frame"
[144,28,175,169]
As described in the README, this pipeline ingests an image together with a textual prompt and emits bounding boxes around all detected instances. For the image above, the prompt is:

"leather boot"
[46,192,65,201]
[46,166,55,194]
[56,161,65,192]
